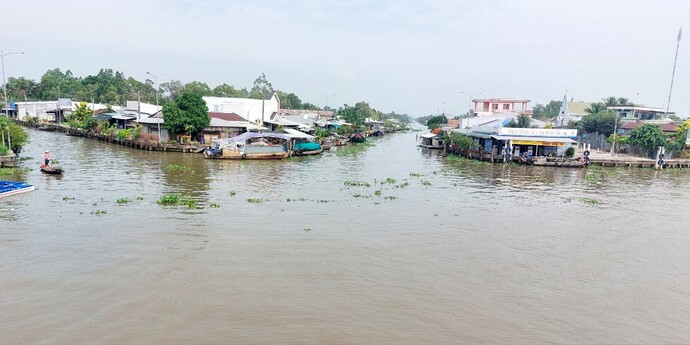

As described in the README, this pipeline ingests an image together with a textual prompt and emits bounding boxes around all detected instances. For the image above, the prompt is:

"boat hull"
[204,147,289,160]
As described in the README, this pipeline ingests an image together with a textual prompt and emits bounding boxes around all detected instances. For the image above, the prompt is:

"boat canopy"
[222,132,292,144]
[283,128,315,140]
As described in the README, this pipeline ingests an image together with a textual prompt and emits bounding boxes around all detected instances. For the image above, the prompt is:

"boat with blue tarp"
[0,181,35,198]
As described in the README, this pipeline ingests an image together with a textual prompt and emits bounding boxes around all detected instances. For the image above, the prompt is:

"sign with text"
[512,140,566,146]
[498,127,577,137]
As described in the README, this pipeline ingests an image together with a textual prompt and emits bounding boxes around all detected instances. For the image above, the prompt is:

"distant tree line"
[336,101,411,127]
[2,68,322,111]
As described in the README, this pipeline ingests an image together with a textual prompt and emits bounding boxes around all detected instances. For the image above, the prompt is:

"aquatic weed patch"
[228,190,237,197]
[344,180,371,187]
[581,198,602,206]
[91,210,107,215]
[381,178,397,185]
[246,198,264,204]
[116,198,131,204]
[157,194,197,208]
[164,163,194,173]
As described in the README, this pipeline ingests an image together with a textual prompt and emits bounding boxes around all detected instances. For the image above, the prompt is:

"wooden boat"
[0,180,35,198]
[40,164,63,174]
[350,132,366,143]
[204,132,291,160]
[37,125,56,131]
[294,140,323,156]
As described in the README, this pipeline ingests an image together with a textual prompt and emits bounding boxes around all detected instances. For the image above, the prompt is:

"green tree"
[584,102,607,114]
[249,73,274,99]
[425,114,448,129]
[579,112,619,136]
[277,91,303,109]
[5,77,40,101]
[182,81,212,96]
[163,92,210,138]
[0,117,29,153]
[160,80,184,102]
[532,100,562,120]
[212,83,245,98]
[67,101,94,128]
[627,124,667,157]
[506,114,532,128]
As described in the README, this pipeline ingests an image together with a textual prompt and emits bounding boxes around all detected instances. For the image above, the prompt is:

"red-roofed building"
[620,121,679,135]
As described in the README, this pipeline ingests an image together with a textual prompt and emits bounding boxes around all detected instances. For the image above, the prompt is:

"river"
[1,128,689,343]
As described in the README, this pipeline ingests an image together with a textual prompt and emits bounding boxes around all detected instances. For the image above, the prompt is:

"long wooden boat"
[204,132,291,160]
[0,180,35,198]
[40,164,63,174]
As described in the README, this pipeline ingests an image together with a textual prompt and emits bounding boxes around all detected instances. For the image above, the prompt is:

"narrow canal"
[2,128,689,343]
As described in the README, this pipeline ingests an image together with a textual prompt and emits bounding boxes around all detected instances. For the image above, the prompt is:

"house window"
[492,104,499,110]
[503,104,510,110]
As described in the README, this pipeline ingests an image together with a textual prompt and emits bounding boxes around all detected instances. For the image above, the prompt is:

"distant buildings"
[608,105,674,124]
[471,98,531,117]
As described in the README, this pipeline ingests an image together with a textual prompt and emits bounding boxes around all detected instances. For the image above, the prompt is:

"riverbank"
[444,145,690,169]
[15,120,206,153]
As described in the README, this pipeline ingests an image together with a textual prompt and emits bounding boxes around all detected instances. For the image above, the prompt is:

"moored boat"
[37,125,56,131]
[350,132,366,143]
[204,132,291,160]
[0,180,35,198]
[294,140,323,156]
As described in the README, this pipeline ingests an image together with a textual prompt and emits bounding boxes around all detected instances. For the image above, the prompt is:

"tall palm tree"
[603,96,618,107]
[585,102,606,114]
[617,97,632,106]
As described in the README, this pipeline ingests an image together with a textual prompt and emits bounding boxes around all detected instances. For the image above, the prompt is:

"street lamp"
[459,90,485,116]
[146,71,162,142]
[320,93,335,110]
[1,50,25,116]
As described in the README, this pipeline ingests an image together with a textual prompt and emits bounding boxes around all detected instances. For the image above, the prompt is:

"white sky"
[3,0,690,116]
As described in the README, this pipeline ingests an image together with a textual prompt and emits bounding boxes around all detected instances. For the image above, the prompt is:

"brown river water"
[1,128,689,344]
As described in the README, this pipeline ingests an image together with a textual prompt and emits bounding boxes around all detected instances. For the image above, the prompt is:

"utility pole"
[665,27,682,116]
[459,90,484,116]
[147,71,162,142]
[1,50,26,116]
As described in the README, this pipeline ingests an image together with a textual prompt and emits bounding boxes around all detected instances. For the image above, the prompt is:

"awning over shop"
[491,135,576,146]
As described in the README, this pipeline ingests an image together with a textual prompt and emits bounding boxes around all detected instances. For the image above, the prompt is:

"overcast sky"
[3,0,690,116]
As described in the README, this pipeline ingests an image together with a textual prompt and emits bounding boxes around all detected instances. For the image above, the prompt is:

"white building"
[202,92,280,125]
[608,105,673,124]
[16,99,119,122]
